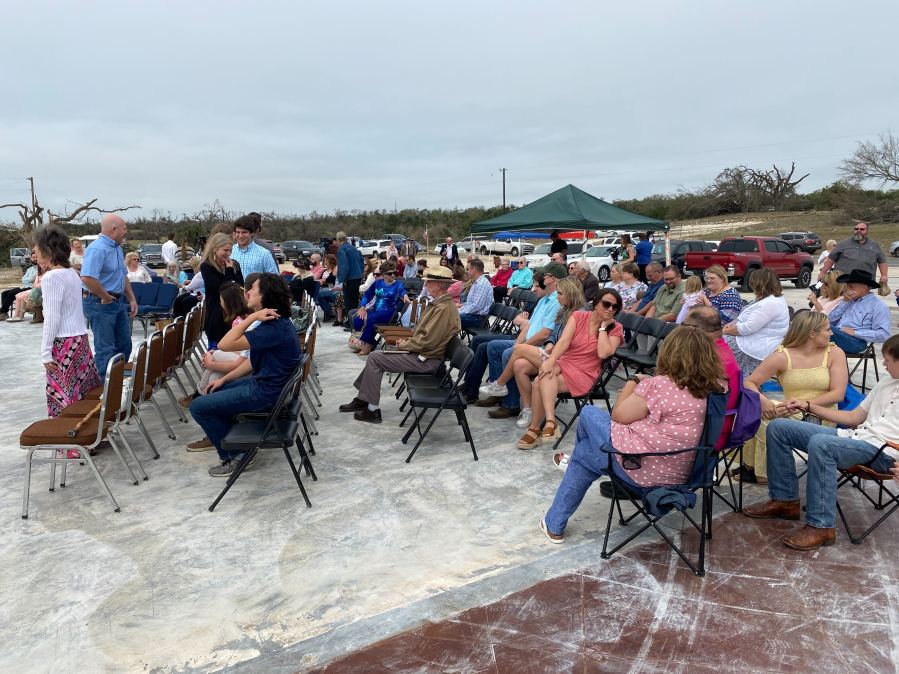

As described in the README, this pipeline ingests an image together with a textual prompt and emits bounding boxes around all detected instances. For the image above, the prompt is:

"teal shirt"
[526,290,560,339]
[510,266,534,289]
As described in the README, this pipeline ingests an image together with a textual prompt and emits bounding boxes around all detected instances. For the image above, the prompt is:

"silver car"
[891,240,899,257]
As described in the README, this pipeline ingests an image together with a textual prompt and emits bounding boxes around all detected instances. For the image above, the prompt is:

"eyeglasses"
[598,299,620,311]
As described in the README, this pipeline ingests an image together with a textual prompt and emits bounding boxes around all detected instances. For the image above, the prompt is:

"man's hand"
[396,338,409,349]
[249,308,280,323]
[129,299,138,317]
[842,326,856,336]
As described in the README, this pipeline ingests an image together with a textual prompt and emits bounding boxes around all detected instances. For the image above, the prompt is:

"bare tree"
[749,162,809,210]
[839,132,899,186]
[0,178,139,246]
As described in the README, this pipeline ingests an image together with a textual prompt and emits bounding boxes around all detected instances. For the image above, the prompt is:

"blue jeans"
[766,418,895,529]
[189,379,273,461]
[460,313,486,329]
[830,328,867,354]
[317,289,337,319]
[83,297,132,377]
[463,335,514,397]
[353,308,395,345]
[487,340,520,410]
[545,406,640,535]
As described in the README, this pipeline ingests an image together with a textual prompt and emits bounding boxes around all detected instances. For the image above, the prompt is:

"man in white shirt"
[161,233,178,266]
[745,333,899,551]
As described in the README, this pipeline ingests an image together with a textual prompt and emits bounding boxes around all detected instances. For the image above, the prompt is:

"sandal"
[553,452,569,471]
[517,426,542,450]
[541,419,560,444]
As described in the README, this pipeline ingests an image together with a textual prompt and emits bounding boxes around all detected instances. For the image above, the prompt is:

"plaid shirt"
[460,274,493,316]
[231,241,279,277]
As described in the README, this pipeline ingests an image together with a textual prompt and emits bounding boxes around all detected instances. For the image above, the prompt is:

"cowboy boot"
[30,306,44,324]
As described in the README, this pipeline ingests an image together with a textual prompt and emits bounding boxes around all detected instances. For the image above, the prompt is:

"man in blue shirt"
[190,273,301,477]
[336,231,364,321]
[635,233,654,282]
[828,270,891,353]
[634,262,664,315]
[80,215,138,375]
[457,259,493,328]
[231,216,279,277]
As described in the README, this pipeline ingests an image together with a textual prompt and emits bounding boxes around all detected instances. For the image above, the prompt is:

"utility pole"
[499,168,507,209]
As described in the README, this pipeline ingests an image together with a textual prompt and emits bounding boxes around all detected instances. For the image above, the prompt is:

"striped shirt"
[460,274,493,316]
[231,241,279,276]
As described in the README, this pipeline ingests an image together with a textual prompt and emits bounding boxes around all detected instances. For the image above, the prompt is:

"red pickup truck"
[684,236,814,292]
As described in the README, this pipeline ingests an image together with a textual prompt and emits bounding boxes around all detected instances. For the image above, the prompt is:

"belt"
[83,291,122,300]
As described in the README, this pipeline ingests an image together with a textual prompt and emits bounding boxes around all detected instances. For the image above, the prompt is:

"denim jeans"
[545,406,640,535]
[487,340,520,410]
[83,297,132,377]
[189,379,273,461]
[462,335,514,397]
[459,313,486,329]
[765,418,895,529]
[317,289,337,319]
[829,328,867,354]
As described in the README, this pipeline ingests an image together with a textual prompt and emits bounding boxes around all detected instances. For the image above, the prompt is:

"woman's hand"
[537,358,556,381]
[206,378,226,394]
[782,398,809,413]
[760,396,779,420]
[249,308,280,322]
[43,361,59,373]
[357,307,368,321]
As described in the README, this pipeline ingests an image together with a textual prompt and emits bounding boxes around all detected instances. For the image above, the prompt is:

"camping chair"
[599,392,728,576]
[19,354,146,518]
[836,440,899,544]
[208,363,313,512]
[400,337,477,463]
[845,343,879,393]
[552,363,615,450]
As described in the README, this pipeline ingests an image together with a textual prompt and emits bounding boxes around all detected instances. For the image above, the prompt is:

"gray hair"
[646,261,663,274]
[336,231,347,242]
[576,260,591,273]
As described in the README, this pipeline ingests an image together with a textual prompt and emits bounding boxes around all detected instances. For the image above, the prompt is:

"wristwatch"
[598,326,607,332]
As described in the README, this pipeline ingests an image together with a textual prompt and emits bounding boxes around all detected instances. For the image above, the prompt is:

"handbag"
[726,372,762,446]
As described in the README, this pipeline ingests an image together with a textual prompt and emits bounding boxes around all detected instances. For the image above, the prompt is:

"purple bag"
[725,372,762,447]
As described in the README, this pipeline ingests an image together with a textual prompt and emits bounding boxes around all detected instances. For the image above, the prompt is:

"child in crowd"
[676,274,704,324]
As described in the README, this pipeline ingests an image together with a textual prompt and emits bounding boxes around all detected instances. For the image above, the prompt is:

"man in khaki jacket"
[339,266,461,423]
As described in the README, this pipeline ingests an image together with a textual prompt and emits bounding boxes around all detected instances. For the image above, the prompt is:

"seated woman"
[616,263,647,311]
[517,287,624,448]
[189,273,302,477]
[163,261,181,285]
[485,277,585,429]
[603,263,622,289]
[125,252,151,284]
[540,326,724,543]
[736,311,847,484]
[722,268,789,375]
[8,262,45,322]
[288,258,318,305]
[350,261,408,355]
[697,264,742,323]
[317,253,344,325]
[447,265,466,303]
[807,270,845,316]
[490,258,513,302]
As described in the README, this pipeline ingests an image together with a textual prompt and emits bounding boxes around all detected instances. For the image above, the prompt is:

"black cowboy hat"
[836,269,879,289]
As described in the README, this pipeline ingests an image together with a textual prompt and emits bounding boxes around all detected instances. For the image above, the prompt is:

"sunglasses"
[854,227,867,231]
[598,299,620,311]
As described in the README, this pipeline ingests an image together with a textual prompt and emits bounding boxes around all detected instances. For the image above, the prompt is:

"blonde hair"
[655,326,724,399]
[125,252,139,263]
[704,264,728,286]
[821,270,844,301]
[684,274,703,293]
[781,311,829,349]
[554,277,586,326]
[189,255,201,271]
[203,232,234,273]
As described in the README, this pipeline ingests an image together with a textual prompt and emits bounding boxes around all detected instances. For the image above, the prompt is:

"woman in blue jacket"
[351,261,408,355]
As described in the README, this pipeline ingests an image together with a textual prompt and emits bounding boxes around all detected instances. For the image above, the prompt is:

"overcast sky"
[2,0,897,219]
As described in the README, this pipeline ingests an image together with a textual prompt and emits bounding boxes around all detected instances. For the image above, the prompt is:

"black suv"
[652,239,716,273]
[778,232,821,254]
[280,240,323,261]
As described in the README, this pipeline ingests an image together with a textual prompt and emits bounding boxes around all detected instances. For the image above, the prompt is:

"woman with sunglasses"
[517,288,624,448]
[349,260,408,355]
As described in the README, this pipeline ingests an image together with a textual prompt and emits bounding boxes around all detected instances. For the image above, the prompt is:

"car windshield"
[532,243,551,254]
[143,244,162,253]
[587,246,615,257]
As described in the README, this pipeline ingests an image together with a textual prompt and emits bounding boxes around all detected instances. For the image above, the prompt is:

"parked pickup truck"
[478,235,535,258]
[684,236,814,292]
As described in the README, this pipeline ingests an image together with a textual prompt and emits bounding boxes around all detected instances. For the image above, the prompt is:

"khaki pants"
[354,351,441,406]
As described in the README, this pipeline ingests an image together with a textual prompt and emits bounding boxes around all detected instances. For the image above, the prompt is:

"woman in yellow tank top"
[736,312,848,484]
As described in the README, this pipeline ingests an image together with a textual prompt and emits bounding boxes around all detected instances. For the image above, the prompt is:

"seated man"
[339,266,460,423]
[633,262,664,315]
[645,264,684,322]
[572,260,599,305]
[457,258,493,328]
[744,333,899,551]
[827,269,891,354]
[189,273,302,477]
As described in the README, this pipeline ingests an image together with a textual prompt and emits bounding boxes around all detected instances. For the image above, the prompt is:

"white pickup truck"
[477,236,535,258]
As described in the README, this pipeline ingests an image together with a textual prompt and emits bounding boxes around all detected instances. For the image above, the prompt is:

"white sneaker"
[516,408,533,428]
[478,381,508,399]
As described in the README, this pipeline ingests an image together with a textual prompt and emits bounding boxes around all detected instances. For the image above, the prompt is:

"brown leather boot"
[30,306,44,324]
[743,499,801,520]
[783,525,836,551]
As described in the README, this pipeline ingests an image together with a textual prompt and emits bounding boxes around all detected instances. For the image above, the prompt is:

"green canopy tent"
[471,184,668,234]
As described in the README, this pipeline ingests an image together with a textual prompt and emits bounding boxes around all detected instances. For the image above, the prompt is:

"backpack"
[725,371,762,447]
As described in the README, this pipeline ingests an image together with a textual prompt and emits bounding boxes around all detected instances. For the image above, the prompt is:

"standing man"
[817,221,888,291]
[549,230,568,260]
[635,233,654,282]
[80,214,137,376]
[400,238,417,263]
[338,266,460,423]
[440,237,459,266]
[336,231,364,319]
[231,215,279,277]
[161,232,178,266]
[457,258,493,328]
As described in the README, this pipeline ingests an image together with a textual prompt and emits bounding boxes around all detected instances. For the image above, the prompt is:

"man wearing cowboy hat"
[827,269,891,354]
[338,265,461,423]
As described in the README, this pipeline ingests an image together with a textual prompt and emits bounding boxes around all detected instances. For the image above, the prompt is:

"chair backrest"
[659,321,678,340]
[135,282,159,307]
[154,283,179,309]
[161,320,183,370]
[507,287,524,306]
[616,312,645,348]
[687,392,729,486]
[131,282,151,305]
[445,336,474,378]
[636,316,668,340]
[146,331,165,387]
[258,360,306,444]
[127,340,149,409]
[100,354,127,427]
[403,277,423,295]
[523,291,539,314]
[151,274,163,284]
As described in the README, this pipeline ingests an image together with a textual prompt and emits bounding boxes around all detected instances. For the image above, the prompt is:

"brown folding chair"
[836,439,899,543]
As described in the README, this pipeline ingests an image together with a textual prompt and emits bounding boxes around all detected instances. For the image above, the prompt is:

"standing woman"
[34,226,101,418]
[618,234,635,264]
[200,232,244,346]
[69,238,85,271]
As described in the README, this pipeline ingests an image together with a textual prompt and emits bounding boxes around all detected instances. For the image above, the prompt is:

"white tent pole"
[664,230,671,266]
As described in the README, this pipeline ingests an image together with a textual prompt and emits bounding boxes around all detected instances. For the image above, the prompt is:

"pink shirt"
[715,337,741,450]
[611,375,707,486]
